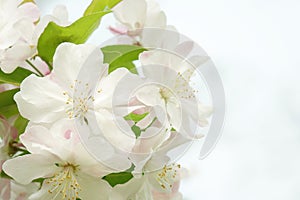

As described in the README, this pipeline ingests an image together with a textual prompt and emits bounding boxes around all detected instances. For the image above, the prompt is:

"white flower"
[3,119,112,200]
[0,0,39,73]
[112,0,166,36]
[108,123,190,199]
[14,42,135,169]
[134,41,213,137]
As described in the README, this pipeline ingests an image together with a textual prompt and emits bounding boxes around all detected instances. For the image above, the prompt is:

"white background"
[36,0,300,199]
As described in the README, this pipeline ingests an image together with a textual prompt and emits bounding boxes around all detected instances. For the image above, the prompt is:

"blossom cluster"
[0,0,212,199]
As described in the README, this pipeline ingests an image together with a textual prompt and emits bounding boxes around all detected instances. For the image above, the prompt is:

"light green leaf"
[84,0,122,16]
[37,11,110,63]
[102,165,134,187]
[0,89,19,118]
[124,112,149,122]
[101,45,147,73]
[0,68,33,86]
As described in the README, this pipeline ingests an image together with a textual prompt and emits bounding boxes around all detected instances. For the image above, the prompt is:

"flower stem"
[26,59,44,77]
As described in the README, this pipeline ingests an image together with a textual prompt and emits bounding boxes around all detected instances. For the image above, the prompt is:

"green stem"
[26,59,44,77]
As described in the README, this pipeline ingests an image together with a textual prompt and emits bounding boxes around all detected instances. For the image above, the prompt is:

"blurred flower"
[0,3,69,74]
[0,180,39,200]
[3,119,111,200]
[0,117,38,200]
[0,117,18,170]
[0,0,39,73]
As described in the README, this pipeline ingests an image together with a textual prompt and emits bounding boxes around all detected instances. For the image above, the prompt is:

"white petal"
[52,43,99,88]
[113,0,147,31]
[0,43,34,73]
[15,74,66,123]
[95,67,129,109]
[3,154,57,185]
[145,0,166,28]
[52,5,68,24]
[135,85,162,107]
[77,174,111,200]
[110,177,145,200]
[13,18,35,43]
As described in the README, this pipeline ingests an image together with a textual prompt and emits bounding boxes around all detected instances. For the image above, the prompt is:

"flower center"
[64,80,96,124]
[46,163,81,200]
[156,164,181,191]
[175,71,197,99]
[159,87,172,102]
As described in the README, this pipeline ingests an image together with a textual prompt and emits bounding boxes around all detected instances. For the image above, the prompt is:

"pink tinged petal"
[0,178,11,200]
[3,154,58,185]
[17,3,40,22]
[29,57,50,75]
[20,125,60,155]
[64,129,71,139]
[109,25,128,35]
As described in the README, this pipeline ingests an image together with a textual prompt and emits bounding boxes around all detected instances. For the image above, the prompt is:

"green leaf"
[131,125,142,139]
[124,112,149,122]
[14,115,29,135]
[0,89,19,118]
[0,170,12,179]
[0,68,33,86]
[37,11,110,63]
[84,0,122,16]
[101,45,147,73]
[102,165,134,187]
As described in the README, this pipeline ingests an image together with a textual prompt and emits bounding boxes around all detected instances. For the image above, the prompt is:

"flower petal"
[3,154,57,185]
[15,75,66,123]
[52,43,100,88]
[113,0,147,31]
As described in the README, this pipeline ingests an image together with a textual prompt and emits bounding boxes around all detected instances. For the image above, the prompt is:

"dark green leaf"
[0,170,12,179]
[38,11,110,63]
[131,125,142,139]
[101,45,147,73]
[0,89,19,118]
[0,68,33,86]
[84,0,122,16]
[102,165,134,187]
[14,115,29,135]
